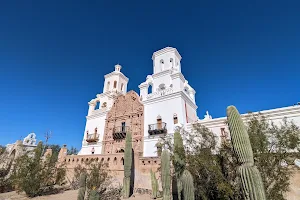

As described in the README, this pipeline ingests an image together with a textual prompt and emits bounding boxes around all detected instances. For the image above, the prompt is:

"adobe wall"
[62,153,161,191]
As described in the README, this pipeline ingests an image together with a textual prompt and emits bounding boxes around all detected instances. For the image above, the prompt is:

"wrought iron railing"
[148,122,167,135]
[113,126,130,140]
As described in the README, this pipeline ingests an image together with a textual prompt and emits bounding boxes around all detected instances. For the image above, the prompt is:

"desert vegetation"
[1,106,300,200]
[157,106,300,200]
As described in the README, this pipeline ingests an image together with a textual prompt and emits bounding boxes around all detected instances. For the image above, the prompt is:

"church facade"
[60,47,300,193]
[78,47,198,157]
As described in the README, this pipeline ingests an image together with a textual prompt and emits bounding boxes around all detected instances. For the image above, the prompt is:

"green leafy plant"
[11,142,66,197]
[245,113,300,200]
[75,160,121,200]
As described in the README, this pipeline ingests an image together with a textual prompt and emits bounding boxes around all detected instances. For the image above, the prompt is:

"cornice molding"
[143,91,182,105]
[170,72,185,82]
[143,90,198,110]
[86,111,109,120]
[139,82,148,89]
[190,105,300,128]
[152,47,182,60]
[180,91,198,110]
[104,71,129,82]
[152,69,172,79]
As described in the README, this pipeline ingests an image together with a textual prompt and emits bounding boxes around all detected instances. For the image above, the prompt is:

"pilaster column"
[88,100,97,116]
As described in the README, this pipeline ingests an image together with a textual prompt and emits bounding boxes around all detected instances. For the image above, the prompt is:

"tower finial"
[115,64,122,72]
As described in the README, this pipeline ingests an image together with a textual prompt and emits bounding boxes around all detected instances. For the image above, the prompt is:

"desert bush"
[75,160,122,200]
[71,164,87,189]
[11,141,66,197]
[161,114,300,200]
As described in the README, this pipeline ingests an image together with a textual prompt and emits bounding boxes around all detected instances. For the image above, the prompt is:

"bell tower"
[103,64,128,94]
[152,47,182,74]
[79,64,129,155]
[139,47,198,157]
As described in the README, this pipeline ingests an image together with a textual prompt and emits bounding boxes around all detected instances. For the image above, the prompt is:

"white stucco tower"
[79,64,129,155]
[139,47,198,157]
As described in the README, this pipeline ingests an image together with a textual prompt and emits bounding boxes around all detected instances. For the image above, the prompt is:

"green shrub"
[11,142,66,197]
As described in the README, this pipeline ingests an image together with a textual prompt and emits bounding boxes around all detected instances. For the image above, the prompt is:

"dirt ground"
[0,190,152,200]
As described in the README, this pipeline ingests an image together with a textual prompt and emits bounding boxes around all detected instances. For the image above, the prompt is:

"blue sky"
[0,1,299,149]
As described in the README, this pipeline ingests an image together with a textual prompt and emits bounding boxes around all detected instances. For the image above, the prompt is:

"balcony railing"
[148,122,167,135]
[146,88,173,100]
[113,126,130,140]
[86,134,99,143]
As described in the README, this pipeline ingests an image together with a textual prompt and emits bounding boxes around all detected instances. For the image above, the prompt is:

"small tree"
[186,124,236,200]
[246,113,300,200]
[0,145,6,155]
[68,146,79,155]
[11,142,66,197]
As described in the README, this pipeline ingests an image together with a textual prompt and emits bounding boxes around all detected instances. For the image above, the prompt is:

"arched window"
[113,81,117,89]
[184,87,189,94]
[121,157,124,165]
[173,113,178,124]
[95,101,100,109]
[170,58,174,68]
[106,81,110,91]
[160,59,164,72]
[101,102,107,108]
[147,83,153,94]
[113,157,117,165]
[159,83,166,90]
[121,83,124,91]
[157,115,162,129]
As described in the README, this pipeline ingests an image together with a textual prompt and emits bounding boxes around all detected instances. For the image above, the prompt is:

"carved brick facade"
[102,91,144,155]
[60,91,159,191]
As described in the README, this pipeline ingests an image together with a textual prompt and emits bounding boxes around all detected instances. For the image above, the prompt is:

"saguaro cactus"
[173,131,185,200]
[123,132,132,198]
[150,169,159,198]
[89,188,100,200]
[226,106,266,200]
[161,150,171,200]
[77,173,87,200]
[180,170,195,200]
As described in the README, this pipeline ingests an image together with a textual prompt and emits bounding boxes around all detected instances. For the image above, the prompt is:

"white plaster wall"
[153,52,181,74]
[143,97,187,157]
[152,74,172,92]
[97,95,114,110]
[103,73,128,94]
[187,105,300,149]
[170,73,185,93]
[183,99,197,123]
[78,114,107,155]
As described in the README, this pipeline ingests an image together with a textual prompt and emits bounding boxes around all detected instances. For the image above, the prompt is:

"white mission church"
[78,47,300,156]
